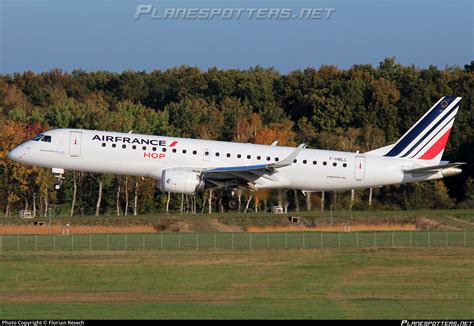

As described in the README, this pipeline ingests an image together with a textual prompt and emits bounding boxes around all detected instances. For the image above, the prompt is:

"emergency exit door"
[69,131,82,157]
[354,156,366,181]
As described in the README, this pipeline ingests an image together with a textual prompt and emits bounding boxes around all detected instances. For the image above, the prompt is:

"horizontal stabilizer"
[402,162,466,173]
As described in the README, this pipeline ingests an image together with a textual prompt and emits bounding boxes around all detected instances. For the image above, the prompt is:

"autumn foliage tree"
[0,58,472,216]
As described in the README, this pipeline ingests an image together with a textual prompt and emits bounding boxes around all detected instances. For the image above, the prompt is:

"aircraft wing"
[202,143,306,190]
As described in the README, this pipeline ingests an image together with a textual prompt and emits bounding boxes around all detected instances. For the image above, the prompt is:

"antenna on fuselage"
[128,130,133,134]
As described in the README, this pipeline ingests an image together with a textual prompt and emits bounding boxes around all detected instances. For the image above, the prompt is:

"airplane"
[8,96,465,210]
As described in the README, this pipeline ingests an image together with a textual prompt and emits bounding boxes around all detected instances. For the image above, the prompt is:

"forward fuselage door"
[354,156,366,181]
[69,131,82,157]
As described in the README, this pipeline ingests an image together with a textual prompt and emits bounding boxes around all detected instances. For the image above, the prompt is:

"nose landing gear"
[52,168,65,191]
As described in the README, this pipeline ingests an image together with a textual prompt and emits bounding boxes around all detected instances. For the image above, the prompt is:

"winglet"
[270,140,279,146]
[272,143,306,168]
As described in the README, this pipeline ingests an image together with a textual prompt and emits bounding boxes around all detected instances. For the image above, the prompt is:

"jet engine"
[159,169,205,194]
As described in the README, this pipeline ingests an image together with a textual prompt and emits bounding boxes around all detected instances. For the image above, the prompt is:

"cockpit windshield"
[32,134,44,141]
[41,135,51,142]
[31,134,51,142]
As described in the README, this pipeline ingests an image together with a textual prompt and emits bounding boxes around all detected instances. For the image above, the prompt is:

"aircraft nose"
[7,146,25,161]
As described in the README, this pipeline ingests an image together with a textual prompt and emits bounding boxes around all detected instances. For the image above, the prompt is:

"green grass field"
[0,248,473,319]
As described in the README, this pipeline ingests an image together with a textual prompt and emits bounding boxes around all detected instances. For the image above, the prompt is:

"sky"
[1,0,472,74]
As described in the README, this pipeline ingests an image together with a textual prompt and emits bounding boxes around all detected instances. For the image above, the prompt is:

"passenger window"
[226,153,231,158]
[142,146,147,151]
[193,150,197,155]
[102,143,106,147]
[215,152,220,157]
[323,161,327,166]
[247,155,251,159]
[112,144,116,148]
[257,156,261,160]
[122,144,126,149]
[172,148,177,153]
[275,157,279,162]
[303,160,307,164]
[333,162,337,167]
[237,154,242,158]
[293,159,297,163]
[313,161,317,165]
[182,149,187,154]
[162,148,166,152]
[152,147,157,151]
[132,145,137,150]
[266,157,271,161]
[343,163,347,168]
[205,151,209,156]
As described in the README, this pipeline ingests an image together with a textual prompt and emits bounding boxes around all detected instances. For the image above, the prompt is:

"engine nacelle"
[159,169,205,194]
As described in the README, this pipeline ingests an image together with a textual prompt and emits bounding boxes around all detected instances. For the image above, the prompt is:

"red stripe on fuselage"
[418,128,451,160]
[169,141,178,147]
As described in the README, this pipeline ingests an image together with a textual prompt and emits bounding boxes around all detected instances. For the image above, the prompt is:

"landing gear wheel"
[52,168,65,191]
[227,197,239,211]
[222,189,239,211]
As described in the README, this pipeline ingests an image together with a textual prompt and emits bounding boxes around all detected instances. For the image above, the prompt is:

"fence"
[0,231,473,252]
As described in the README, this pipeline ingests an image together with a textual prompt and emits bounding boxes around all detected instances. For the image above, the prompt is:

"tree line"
[0,58,473,217]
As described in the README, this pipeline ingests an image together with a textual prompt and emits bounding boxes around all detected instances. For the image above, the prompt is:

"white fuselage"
[8,129,447,192]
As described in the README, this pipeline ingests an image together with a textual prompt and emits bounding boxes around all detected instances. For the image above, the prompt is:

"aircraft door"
[354,156,365,181]
[69,131,82,157]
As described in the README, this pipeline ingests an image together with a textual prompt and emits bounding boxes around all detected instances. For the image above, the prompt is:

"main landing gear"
[52,168,65,191]
[222,189,239,211]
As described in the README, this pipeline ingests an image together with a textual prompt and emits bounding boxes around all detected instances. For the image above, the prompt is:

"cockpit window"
[41,135,52,142]
[32,134,44,141]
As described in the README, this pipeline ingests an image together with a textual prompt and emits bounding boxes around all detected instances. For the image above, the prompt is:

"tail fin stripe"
[410,116,455,159]
[401,106,458,158]
[418,128,452,160]
[384,96,458,157]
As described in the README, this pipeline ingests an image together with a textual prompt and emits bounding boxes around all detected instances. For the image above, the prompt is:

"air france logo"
[93,134,177,160]
[92,134,178,147]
